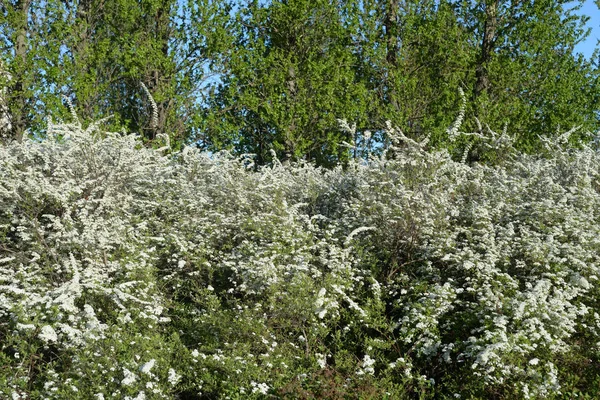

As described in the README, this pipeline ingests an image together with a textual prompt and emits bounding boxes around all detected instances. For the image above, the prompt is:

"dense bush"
[2,115,600,399]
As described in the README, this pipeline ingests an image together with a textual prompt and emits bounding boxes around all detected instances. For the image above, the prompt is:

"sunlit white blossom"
[139,359,156,375]
[121,368,137,386]
[38,325,58,343]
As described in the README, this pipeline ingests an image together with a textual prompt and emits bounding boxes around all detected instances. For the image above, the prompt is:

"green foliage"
[351,0,600,153]
[459,0,600,151]
[201,0,600,165]
[1,0,599,162]
[203,0,371,166]
[0,0,233,148]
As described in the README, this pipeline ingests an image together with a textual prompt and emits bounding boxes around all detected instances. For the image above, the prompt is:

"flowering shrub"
[1,113,600,398]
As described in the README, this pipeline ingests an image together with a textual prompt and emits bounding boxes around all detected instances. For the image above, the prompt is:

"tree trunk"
[384,0,400,67]
[474,0,498,101]
[0,61,12,139]
[145,4,172,141]
[11,0,32,142]
[383,0,401,114]
[74,0,94,118]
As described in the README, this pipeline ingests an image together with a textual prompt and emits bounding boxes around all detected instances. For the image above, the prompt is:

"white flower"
[529,358,539,366]
[317,308,327,319]
[133,392,146,400]
[344,226,376,246]
[139,359,155,375]
[315,288,326,305]
[121,368,137,386]
[168,368,181,385]
[39,325,58,343]
[362,354,375,368]
[251,381,269,395]
[16,323,35,331]
[571,274,590,290]
[316,353,327,369]
[315,288,328,318]
[361,354,375,375]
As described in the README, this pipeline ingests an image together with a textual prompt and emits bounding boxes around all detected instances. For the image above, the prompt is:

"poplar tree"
[203,0,370,166]
[460,0,599,150]
[1,0,598,158]
[0,0,232,147]
[352,0,473,144]
[0,0,66,141]
[352,0,599,152]
[56,0,232,147]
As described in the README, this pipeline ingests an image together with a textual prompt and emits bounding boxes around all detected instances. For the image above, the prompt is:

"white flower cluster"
[342,123,600,397]
[0,61,11,138]
[2,115,600,397]
[0,121,173,397]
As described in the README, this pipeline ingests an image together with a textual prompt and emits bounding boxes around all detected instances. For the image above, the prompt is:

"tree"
[0,0,598,159]
[55,0,232,147]
[0,0,61,141]
[454,0,599,150]
[350,0,474,146]
[0,0,232,147]
[350,0,599,153]
[203,0,371,166]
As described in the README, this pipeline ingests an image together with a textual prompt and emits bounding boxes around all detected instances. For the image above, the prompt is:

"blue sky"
[573,0,600,59]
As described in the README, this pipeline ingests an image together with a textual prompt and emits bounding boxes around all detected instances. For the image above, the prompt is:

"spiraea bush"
[2,111,600,399]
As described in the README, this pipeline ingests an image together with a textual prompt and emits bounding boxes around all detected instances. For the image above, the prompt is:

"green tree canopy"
[1,0,599,162]
[203,0,372,166]
[0,0,232,148]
